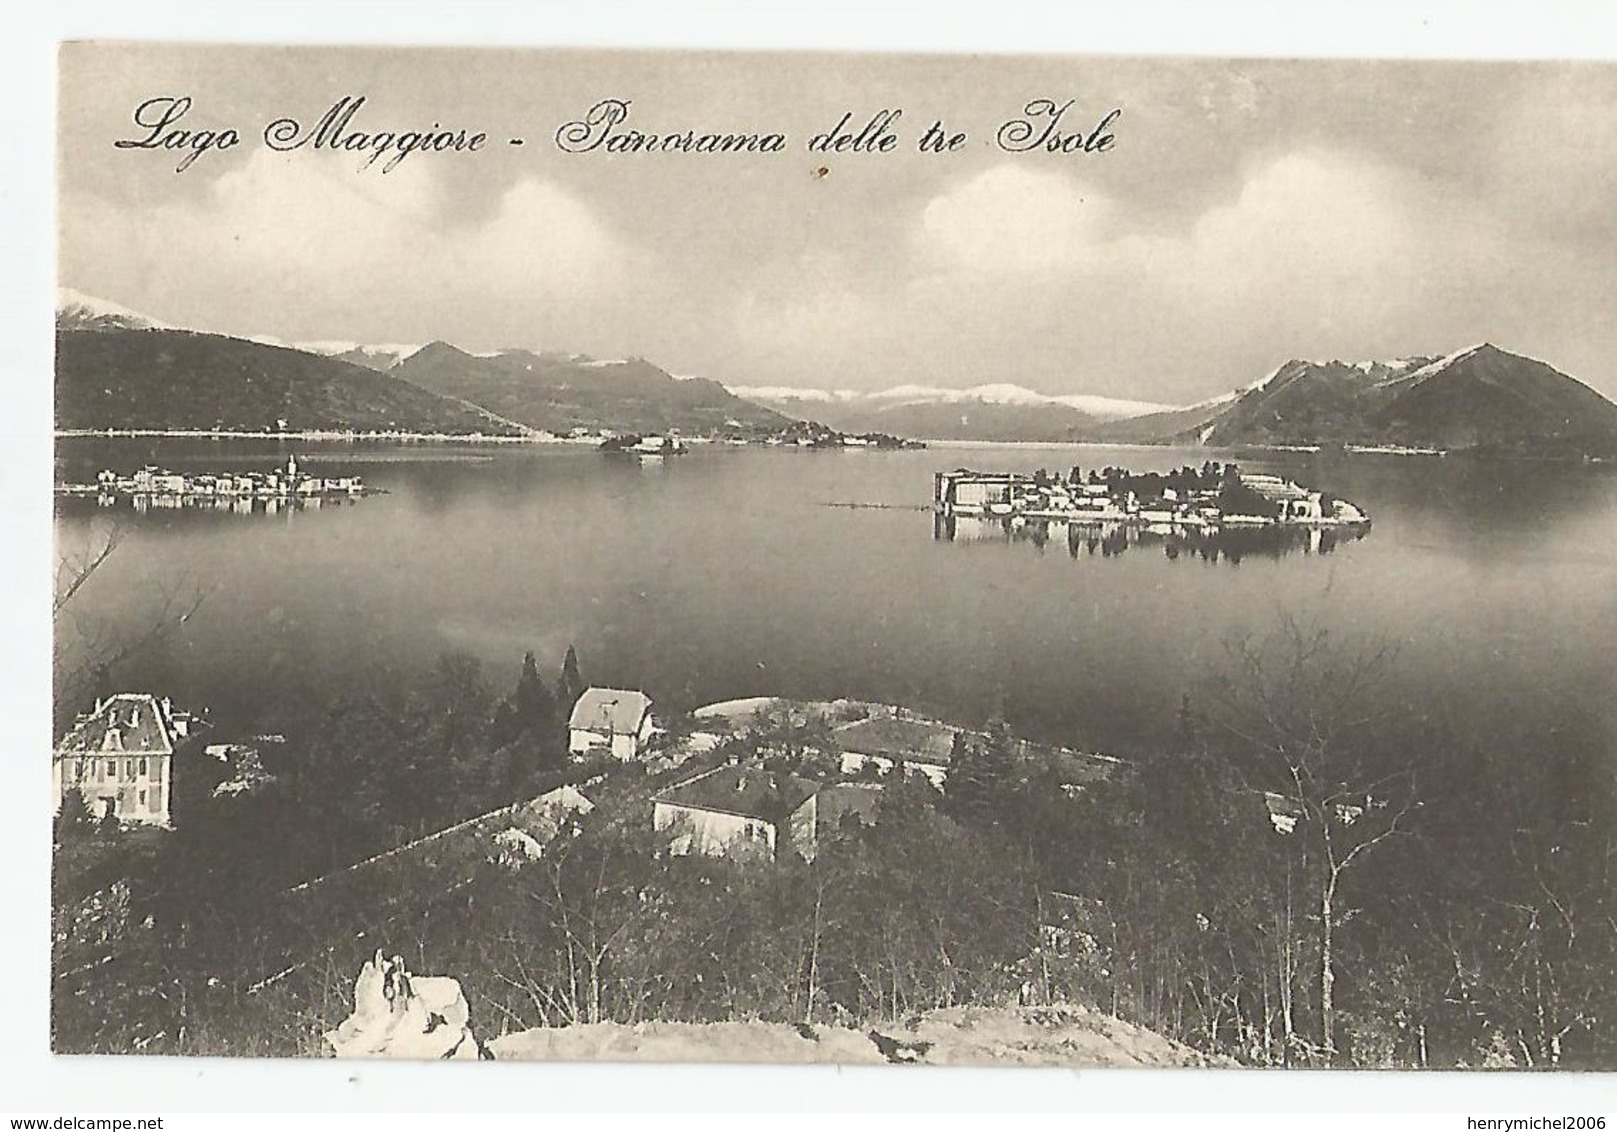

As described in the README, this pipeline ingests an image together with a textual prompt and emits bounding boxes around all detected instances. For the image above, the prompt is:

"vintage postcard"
[51,41,1616,1073]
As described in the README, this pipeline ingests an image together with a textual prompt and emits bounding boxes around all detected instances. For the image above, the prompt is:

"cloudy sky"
[58,43,1617,404]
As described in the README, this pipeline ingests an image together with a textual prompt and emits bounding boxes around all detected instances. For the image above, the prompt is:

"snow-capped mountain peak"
[1377,343,1495,387]
[732,382,1172,421]
[292,340,427,370]
[55,291,426,371]
[56,288,171,332]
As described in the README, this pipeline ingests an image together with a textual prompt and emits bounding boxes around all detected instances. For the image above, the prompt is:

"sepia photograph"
[40,25,1617,1098]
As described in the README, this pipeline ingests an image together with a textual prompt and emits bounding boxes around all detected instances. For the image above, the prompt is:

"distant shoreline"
[916,438,1448,456]
[56,431,1608,463]
[52,429,925,452]
[54,428,588,444]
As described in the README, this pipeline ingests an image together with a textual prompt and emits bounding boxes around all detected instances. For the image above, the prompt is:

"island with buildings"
[56,454,374,514]
[598,422,924,454]
[934,463,1369,530]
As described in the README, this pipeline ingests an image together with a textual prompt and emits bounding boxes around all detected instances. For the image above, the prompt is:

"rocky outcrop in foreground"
[324,951,485,1059]
[324,955,1224,1067]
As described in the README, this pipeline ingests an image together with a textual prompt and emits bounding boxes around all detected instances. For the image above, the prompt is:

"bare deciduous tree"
[53,518,208,716]
[1209,616,1417,1061]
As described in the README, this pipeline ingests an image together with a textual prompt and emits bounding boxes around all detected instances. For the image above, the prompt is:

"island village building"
[933,467,1369,528]
[52,694,206,827]
[567,687,656,761]
[93,454,365,500]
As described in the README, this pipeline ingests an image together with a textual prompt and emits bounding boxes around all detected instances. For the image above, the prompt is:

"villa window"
[139,758,148,776]
[138,789,147,807]
[125,759,135,778]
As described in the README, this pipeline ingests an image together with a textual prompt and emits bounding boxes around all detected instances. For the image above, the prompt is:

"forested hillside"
[56,329,522,435]
[51,627,1615,1067]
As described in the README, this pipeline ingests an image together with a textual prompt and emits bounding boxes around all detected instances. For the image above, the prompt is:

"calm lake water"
[53,439,1617,764]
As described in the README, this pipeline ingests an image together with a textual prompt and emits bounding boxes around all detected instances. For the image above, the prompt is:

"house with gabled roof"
[652,765,819,862]
[568,687,655,761]
[52,693,207,827]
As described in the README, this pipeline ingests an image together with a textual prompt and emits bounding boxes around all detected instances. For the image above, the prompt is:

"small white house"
[568,687,656,761]
[653,766,819,862]
[489,784,597,868]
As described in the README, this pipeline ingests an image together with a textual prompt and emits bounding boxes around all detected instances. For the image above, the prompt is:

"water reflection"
[49,438,1617,759]
[58,492,363,518]
[933,512,1367,563]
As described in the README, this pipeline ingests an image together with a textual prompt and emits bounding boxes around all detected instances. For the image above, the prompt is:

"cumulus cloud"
[725,146,1542,400]
[59,149,636,345]
[915,149,1432,294]
[53,51,1617,403]
[58,125,1617,403]
[918,165,1118,274]
[1149,149,1440,333]
[462,179,632,295]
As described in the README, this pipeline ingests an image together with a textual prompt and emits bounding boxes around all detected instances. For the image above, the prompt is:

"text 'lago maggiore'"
[112,95,1123,172]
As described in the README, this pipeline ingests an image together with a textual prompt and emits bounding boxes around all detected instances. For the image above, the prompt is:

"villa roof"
[569,687,652,734]
[55,693,178,756]
[517,784,596,843]
[832,714,959,766]
[654,766,818,823]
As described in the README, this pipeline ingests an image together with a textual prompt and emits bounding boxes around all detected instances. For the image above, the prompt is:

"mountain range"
[56,324,523,436]
[1141,345,1617,456]
[392,342,788,435]
[740,347,1617,456]
[734,384,1171,444]
[52,291,1617,455]
[54,292,784,438]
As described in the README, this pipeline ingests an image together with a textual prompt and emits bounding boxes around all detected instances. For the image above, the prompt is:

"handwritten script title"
[113,96,1124,173]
